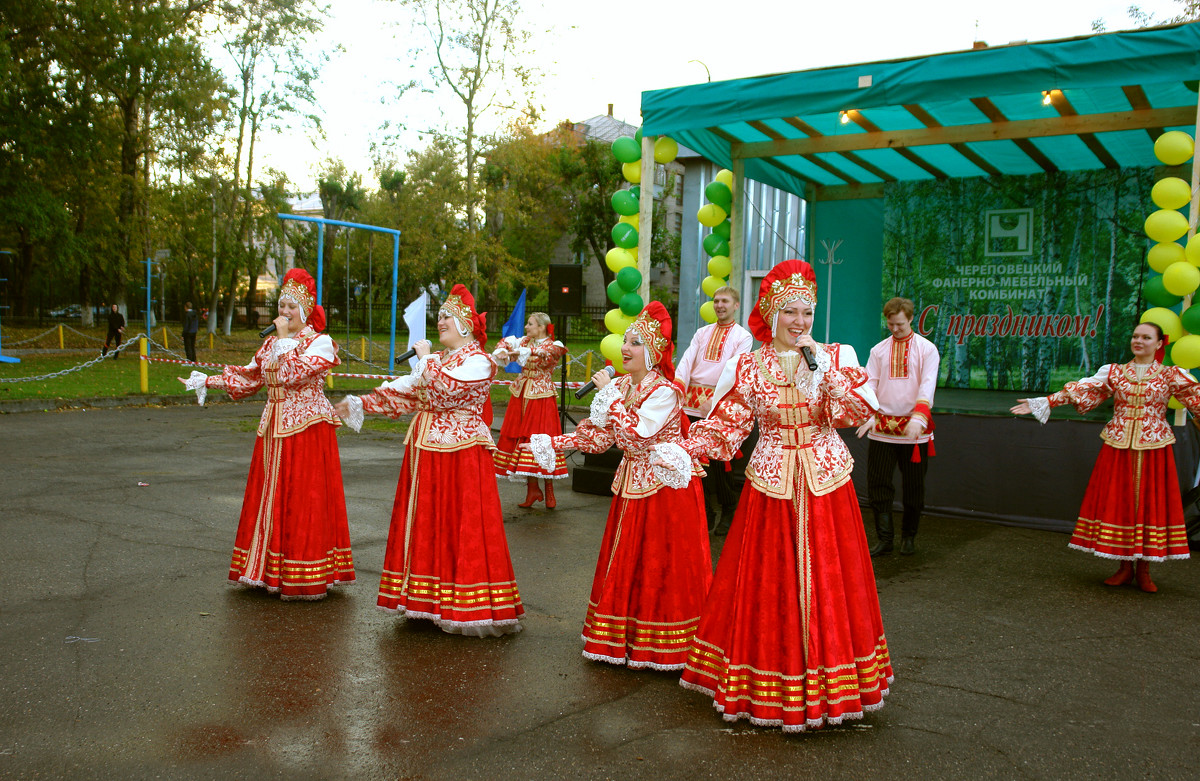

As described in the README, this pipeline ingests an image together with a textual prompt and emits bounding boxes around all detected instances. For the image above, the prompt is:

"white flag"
[402,291,428,370]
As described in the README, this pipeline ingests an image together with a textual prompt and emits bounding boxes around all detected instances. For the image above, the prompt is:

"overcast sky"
[247,0,1190,191]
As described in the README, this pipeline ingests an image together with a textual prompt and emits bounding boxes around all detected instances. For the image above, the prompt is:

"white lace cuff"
[515,346,532,366]
[341,395,364,432]
[529,434,556,472]
[1027,396,1051,424]
[806,344,833,397]
[270,337,300,362]
[652,442,693,490]
[184,370,208,406]
[590,381,622,426]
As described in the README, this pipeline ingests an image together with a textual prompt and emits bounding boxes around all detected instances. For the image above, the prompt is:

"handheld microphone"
[575,365,617,399]
[259,323,276,338]
[395,346,419,364]
[800,346,818,371]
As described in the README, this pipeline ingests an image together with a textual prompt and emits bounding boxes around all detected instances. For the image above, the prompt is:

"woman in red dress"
[180,268,354,600]
[335,284,523,636]
[1011,322,1200,592]
[677,260,890,732]
[492,311,569,508]
[525,302,711,669]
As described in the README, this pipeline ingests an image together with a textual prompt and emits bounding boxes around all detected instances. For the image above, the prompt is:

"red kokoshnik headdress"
[279,268,326,332]
[441,284,488,347]
[626,301,679,386]
[747,259,818,343]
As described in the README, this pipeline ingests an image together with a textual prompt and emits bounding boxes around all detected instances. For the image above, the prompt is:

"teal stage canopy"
[641,22,1200,201]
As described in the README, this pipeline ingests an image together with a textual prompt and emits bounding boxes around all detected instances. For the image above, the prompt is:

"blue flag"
[500,289,527,373]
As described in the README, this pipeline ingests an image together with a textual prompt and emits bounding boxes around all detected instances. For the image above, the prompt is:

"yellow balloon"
[715,169,733,188]
[1152,177,1193,210]
[619,213,639,227]
[653,136,678,164]
[1170,333,1200,369]
[1187,235,1200,266]
[1141,306,1185,342]
[1145,209,1190,243]
[1149,242,1186,273]
[599,333,623,365]
[605,247,635,273]
[622,161,641,184]
[696,203,728,228]
[1169,395,1184,409]
[1163,260,1200,296]
[699,301,717,323]
[1155,131,1195,166]
[701,275,724,298]
[604,308,629,334]
[707,255,732,278]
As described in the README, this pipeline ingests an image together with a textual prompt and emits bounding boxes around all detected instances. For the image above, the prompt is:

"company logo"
[984,209,1034,257]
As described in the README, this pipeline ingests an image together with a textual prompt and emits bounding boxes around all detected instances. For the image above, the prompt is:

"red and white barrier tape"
[144,355,587,388]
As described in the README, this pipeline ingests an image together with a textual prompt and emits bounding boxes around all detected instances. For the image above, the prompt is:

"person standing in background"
[182,301,200,363]
[675,287,753,533]
[102,304,125,359]
[856,297,941,557]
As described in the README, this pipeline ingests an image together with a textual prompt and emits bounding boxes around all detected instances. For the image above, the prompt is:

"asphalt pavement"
[1,401,1198,780]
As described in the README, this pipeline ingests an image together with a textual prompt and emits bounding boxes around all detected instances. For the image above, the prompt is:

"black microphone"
[258,323,276,338]
[800,346,818,371]
[575,365,616,399]
[395,346,419,364]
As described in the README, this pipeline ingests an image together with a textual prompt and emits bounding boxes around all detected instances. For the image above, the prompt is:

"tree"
[396,0,536,298]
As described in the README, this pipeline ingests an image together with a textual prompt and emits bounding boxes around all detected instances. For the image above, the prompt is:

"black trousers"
[867,439,929,537]
[183,332,197,362]
[688,413,735,508]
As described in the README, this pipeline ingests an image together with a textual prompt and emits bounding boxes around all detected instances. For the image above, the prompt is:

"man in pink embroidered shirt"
[856,297,940,556]
[676,286,753,533]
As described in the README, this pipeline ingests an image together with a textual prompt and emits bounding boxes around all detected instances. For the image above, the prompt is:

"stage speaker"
[548,264,583,317]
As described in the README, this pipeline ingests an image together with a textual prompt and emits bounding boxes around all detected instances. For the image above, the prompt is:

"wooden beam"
[749,119,860,184]
[847,109,948,179]
[810,182,887,202]
[969,98,1057,173]
[1048,90,1119,169]
[1121,85,1163,141]
[735,105,1195,160]
[903,103,1002,176]
[781,116,897,182]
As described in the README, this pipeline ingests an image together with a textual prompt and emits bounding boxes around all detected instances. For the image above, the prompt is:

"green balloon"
[703,233,730,258]
[619,292,644,317]
[1164,344,1176,366]
[611,222,639,249]
[606,280,624,304]
[611,189,639,216]
[1182,304,1200,334]
[712,219,731,240]
[634,127,643,144]
[705,181,733,210]
[616,265,642,291]
[612,137,641,164]
[1144,274,1183,307]
[630,185,641,199]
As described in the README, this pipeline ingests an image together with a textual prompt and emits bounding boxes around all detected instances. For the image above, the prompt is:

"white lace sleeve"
[339,395,364,432]
[530,433,556,472]
[183,370,208,406]
[590,381,623,427]
[805,343,833,397]
[1027,396,1051,424]
[515,346,532,366]
[652,442,693,490]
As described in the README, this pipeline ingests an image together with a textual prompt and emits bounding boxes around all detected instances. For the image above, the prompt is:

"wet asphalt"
[1,401,1198,780]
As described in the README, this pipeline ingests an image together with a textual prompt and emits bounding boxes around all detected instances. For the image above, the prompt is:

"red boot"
[543,480,556,509]
[1135,560,1157,593]
[1103,561,1133,586]
[518,478,543,508]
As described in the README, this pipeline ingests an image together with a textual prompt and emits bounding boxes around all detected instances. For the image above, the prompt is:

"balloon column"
[600,129,679,371]
[697,169,734,323]
[1139,130,1199,405]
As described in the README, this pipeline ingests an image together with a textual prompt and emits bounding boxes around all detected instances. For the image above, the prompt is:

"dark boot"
[543,480,556,509]
[869,511,893,557]
[1134,560,1157,593]
[899,536,916,556]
